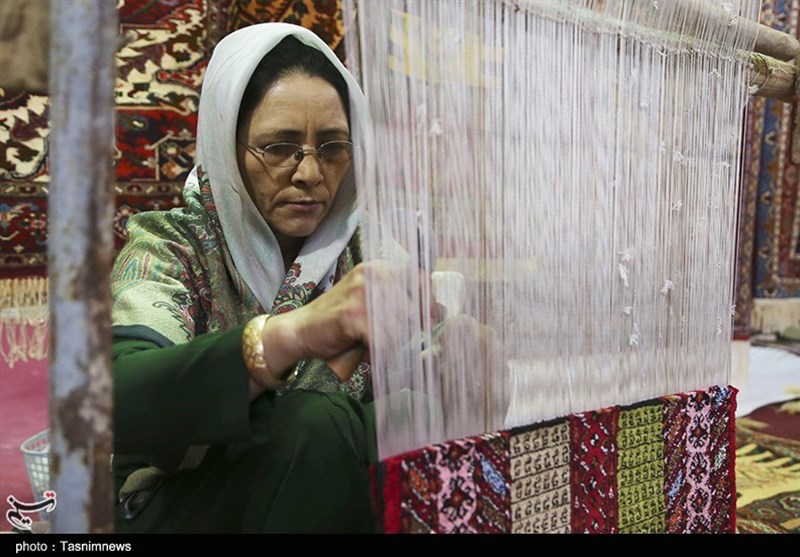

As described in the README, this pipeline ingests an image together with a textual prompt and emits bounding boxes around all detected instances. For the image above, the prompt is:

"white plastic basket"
[19,429,51,519]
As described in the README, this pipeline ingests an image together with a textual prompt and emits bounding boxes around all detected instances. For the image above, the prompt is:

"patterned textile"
[509,420,570,533]
[425,432,510,534]
[616,404,664,533]
[663,385,738,533]
[706,386,737,532]
[569,407,619,533]
[663,392,692,532]
[375,386,738,534]
[0,0,347,282]
[682,392,715,532]
[381,447,438,533]
[226,0,345,58]
[736,401,800,534]
[735,90,761,337]
[110,167,255,342]
[735,0,800,333]
[1,0,212,279]
[0,93,49,277]
[378,433,510,534]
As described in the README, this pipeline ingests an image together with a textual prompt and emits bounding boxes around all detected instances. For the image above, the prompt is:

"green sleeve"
[112,325,265,453]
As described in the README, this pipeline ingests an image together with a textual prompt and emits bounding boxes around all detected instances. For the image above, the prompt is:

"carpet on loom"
[374,386,740,534]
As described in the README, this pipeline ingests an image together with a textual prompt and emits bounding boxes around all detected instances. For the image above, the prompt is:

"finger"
[326,344,367,382]
[432,301,446,324]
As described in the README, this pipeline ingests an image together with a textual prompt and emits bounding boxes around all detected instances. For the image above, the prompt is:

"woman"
[110,23,391,533]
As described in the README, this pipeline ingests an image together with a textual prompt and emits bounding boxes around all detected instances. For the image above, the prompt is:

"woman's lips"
[282,200,322,212]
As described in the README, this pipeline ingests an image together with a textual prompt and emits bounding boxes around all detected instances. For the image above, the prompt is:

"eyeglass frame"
[240,140,356,168]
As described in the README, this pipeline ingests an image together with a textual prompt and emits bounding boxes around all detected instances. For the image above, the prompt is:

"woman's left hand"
[423,314,508,420]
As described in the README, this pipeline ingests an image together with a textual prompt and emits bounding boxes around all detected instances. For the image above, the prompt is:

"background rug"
[736,399,800,533]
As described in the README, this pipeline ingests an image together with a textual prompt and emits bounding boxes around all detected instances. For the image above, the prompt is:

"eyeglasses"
[243,140,355,168]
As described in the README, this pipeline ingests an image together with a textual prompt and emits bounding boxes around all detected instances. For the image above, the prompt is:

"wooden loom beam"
[678,0,799,61]
[504,0,800,103]
[749,52,797,103]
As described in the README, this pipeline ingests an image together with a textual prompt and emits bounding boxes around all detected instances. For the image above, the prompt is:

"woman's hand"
[288,262,373,364]
[423,314,508,425]
[254,261,426,385]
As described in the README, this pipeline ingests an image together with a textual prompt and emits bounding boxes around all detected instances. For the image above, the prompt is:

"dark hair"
[237,36,351,134]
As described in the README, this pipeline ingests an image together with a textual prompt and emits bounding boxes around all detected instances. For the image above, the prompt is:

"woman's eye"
[320,142,353,163]
[265,144,299,158]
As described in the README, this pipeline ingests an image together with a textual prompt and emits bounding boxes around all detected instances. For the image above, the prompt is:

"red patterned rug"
[735,0,800,337]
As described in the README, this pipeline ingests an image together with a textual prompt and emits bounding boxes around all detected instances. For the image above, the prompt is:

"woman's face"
[237,72,351,245]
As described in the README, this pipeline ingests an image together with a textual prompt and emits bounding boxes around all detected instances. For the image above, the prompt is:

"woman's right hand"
[287,261,373,364]
[255,261,423,385]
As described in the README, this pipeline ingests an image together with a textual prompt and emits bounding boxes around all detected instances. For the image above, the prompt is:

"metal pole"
[48,0,118,533]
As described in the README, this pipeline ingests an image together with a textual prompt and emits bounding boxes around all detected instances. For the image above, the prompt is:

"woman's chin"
[273,221,323,242]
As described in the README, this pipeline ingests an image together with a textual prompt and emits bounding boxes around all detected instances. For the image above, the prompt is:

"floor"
[734,343,800,417]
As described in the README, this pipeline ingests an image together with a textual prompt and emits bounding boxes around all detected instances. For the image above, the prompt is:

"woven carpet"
[736,398,800,533]
[374,386,738,534]
[735,0,800,337]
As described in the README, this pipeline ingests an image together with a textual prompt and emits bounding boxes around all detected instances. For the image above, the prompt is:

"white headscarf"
[189,23,373,311]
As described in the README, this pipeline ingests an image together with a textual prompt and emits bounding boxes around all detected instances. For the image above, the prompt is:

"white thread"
[619,248,635,263]
[629,323,641,347]
[346,0,758,458]
[619,264,631,288]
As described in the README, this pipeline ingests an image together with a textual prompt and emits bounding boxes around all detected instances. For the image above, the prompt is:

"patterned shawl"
[111,23,375,401]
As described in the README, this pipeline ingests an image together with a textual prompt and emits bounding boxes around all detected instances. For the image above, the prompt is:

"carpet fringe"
[0,277,49,368]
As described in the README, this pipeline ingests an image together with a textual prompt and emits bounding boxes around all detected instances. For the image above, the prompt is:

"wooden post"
[48,0,118,533]
[753,22,800,61]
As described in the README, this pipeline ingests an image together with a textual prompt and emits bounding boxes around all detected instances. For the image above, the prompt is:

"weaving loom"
[343,0,782,533]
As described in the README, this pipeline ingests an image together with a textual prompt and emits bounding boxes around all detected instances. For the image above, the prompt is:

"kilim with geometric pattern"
[617,404,664,533]
[663,386,738,533]
[569,407,619,533]
[509,420,571,533]
[706,386,737,533]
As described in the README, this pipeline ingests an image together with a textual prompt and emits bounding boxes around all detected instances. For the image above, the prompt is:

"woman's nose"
[292,152,323,188]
